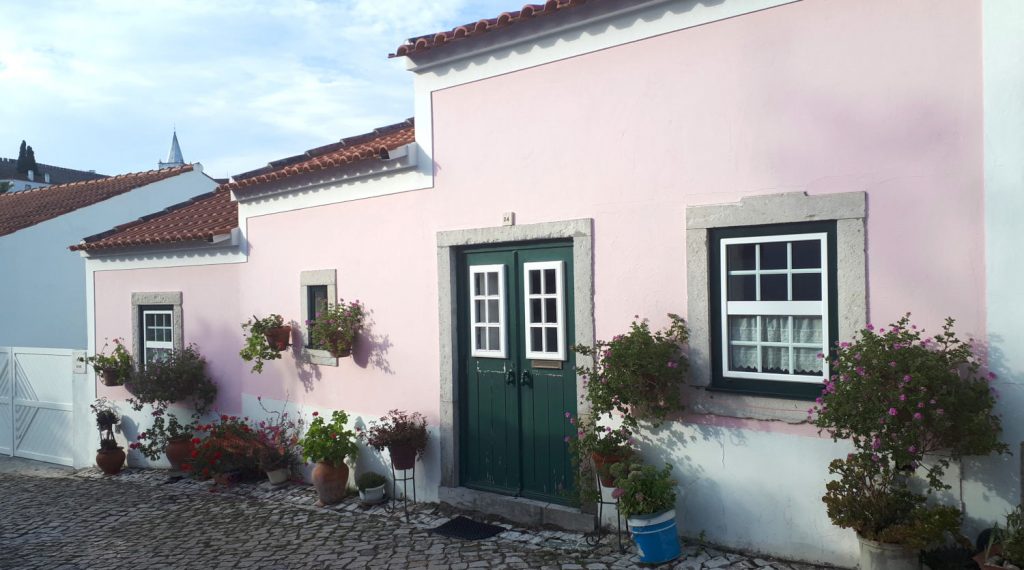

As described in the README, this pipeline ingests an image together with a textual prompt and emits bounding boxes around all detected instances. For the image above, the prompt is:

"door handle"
[506,368,517,386]
[520,370,532,387]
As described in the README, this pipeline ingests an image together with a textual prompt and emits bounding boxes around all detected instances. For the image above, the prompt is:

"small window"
[140,306,174,366]
[299,269,337,366]
[523,260,566,360]
[306,285,328,348]
[710,222,837,398]
[469,265,506,358]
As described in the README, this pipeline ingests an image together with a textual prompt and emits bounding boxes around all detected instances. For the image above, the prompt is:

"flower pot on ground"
[240,314,290,374]
[265,467,290,485]
[975,506,1024,569]
[300,410,358,506]
[85,339,133,387]
[360,410,429,470]
[129,408,197,469]
[91,397,125,475]
[308,299,365,359]
[356,472,387,505]
[255,403,303,485]
[164,436,192,471]
[858,536,920,570]
[610,460,680,565]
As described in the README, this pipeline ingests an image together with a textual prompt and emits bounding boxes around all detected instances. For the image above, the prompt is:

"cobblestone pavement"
[0,459,834,569]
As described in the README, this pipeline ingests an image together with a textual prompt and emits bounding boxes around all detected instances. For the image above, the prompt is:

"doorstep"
[438,486,594,533]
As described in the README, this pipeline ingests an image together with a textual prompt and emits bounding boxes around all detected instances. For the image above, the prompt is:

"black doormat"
[430,516,505,541]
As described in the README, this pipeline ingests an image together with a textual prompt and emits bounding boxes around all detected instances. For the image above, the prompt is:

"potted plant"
[255,400,304,485]
[85,339,133,386]
[567,413,634,489]
[356,472,387,505]
[573,314,688,428]
[129,408,197,471]
[185,415,263,485]
[975,506,1024,569]
[126,344,218,416]
[90,397,125,475]
[300,410,358,505]
[308,298,365,358]
[610,460,681,564]
[360,409,428,470]
[240,314,291,373]
[812,315,1008,569]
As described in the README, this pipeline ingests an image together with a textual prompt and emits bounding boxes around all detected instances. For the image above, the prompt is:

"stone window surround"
[436,219,595,492]
[300,269,338,367]
[686,191,867,423]
[131,292,184,364]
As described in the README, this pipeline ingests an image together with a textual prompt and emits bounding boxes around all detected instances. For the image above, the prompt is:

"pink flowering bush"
[812,314,1006,545]
[573,314,688,428]
[308,299,365,358]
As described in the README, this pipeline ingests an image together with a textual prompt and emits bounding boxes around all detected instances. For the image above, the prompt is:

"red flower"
[129,442,139,449]
[220,415,229,421]
[312,411,319,417]
[191,437,201,445]
[190,450,199,458]
[181,464,192,471]
[213,452,222,460]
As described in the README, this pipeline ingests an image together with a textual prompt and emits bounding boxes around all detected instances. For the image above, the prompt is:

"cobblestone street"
[0,458,832,569]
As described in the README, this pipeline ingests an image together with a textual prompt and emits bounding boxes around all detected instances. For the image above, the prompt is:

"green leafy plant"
[300,410,358,467]
[573,314,688,428]
[308,299,365,357]
[356,472,387,490]
[359,409,429,460]
[184,415,262,481]
[129,408,197,461]
[823,453,962,549]
[240,314,287,374]
[90,397,120,451]
[812,314,1006,546]
[85,339,133,386]
[126,344,217,416]
[609,460,677,519]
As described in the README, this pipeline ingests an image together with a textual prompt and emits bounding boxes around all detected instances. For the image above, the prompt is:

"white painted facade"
[0,167,217,349]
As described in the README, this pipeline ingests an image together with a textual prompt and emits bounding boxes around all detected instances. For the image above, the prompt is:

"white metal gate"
[0,347,75,466]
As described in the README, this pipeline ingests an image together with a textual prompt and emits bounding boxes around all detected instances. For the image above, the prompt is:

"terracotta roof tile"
[72,120,415,252]
[391,1,590,58]
[0,165,194,237]
[227,119,414,192]
[70,188,237,252]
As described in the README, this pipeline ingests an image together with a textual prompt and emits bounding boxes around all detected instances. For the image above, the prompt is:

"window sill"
[684,385,815,424]
[305,348,338,367]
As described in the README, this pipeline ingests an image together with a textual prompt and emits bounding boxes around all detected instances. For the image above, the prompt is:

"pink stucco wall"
[93,0,983,421]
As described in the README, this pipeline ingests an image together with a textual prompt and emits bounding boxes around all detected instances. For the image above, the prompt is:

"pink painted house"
[76,1,1024,566]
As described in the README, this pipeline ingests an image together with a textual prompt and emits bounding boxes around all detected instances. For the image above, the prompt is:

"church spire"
[158,131,185,169]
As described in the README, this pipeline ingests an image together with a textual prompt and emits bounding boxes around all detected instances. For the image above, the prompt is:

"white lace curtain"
[729,316,822,374]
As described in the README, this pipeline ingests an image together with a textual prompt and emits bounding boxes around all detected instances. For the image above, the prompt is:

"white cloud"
[0,0,512,177]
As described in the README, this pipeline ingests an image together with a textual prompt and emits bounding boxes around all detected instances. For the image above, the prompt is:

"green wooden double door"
[458,241,577,504]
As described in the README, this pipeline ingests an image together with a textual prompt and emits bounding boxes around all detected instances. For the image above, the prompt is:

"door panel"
[458,242,576,504]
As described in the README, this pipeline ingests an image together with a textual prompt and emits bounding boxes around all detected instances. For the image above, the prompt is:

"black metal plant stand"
[586,471,625,553]
[384,462,416,522]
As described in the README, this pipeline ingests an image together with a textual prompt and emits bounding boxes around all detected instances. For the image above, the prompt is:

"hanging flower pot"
[264,325,292,351]
[309,299,365,359]
[591,451,624,487]
[99,367,123,386]
[388,443,417,470]
[328,343,352,358]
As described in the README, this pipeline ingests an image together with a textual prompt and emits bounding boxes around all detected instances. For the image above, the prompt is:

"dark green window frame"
[708,221,838,400]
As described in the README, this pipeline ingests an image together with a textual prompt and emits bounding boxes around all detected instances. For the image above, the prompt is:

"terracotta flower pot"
[592,451,624,487]
[388,444,417,470]
[264,326,292,351]
[96,447,125,475]
[164,437,192,471]
[311,461,349,505]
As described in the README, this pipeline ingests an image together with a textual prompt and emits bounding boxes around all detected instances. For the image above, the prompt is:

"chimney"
[27,170,34,181]
[44,173,50,183]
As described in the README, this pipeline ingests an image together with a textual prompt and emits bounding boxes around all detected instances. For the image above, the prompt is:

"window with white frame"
[141,307,174,365]
[523,260,566,360]
[710,222,836,397]
[470,265,506,358]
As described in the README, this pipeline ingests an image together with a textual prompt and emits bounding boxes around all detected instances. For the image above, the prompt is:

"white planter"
[358,483,387,505]
[858,536,919,570]
[265,468,290,485]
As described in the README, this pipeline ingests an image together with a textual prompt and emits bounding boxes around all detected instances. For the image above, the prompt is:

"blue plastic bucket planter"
[628,509,681,564]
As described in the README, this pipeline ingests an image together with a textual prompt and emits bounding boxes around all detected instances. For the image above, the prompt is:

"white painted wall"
[967,0,1024,531]
[0,168,217,349]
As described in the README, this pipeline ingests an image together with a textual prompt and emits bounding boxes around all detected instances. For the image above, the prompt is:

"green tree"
[24,145,38,174]
[0,181,12,194]
[15,140,27,173]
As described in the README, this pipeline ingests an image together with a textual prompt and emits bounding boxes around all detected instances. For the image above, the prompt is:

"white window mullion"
[470,265,506,359]
[523,261,566,360]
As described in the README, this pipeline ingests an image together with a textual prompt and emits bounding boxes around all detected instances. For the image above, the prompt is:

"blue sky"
[0,1,514,179]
